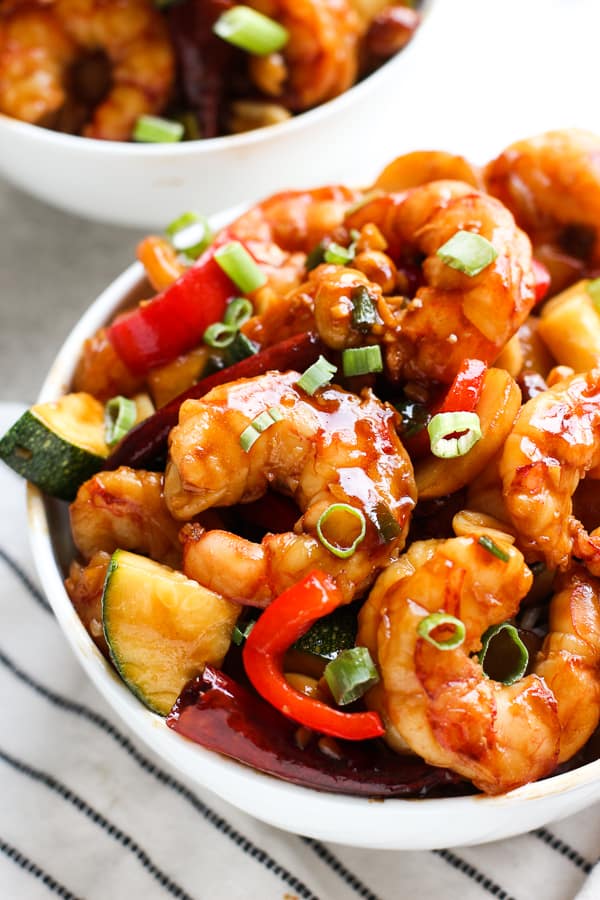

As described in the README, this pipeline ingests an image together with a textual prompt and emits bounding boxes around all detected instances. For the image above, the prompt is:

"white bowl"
[0,1,436,229]
[25,219,600,849]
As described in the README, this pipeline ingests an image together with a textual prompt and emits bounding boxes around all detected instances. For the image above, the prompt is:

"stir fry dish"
[0,0,421,141]
[5,127,600,799]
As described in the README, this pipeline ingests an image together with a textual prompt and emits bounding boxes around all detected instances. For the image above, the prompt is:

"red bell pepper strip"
[108,232,238,375]
[167,666,462,796]
[242,571,384,741]
[532,258,551,304]
[404,358,487,458]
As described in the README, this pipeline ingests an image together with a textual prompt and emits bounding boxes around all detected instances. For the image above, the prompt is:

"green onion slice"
[224,297,253,329]
[587,277,600,311]
[239,425,260,452]
[479,622,529,685]
[323,647,379,706]
[166,211,212,260]
[316,503,367,559]
[371,501,401,543]
[436,230,498,277]
[133,115,184,144]
[213,5,289,55]
[226,332,259,364]
[342,345,383,377]
[296,355,337,395]
[214,241,267,293]
[345,190,384,217]
[104,396,137,446]
[351,286,383,333]
[417,613,466,650]
[427,410,482,458]
[478,534,510,562]
[324,242,355,266]
[232,619,256,646]
[305,241,327,271]
[203,322,237,348]
[239,407,282,452]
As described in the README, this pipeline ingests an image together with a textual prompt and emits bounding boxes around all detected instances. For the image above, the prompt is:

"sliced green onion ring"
[323,647,379,706]
[104,396,137,446]
[351,286,383,333]
[427,410,482,458]
[213,5,289,55]
[239,425,260,452]
[372,501,401,543]
[296,355,337,395]
[133,115,184,144]
[587,277,600,311]
[232,619,256,646]
[215,241,267,293]
[417,613,466,650]
[478,534,510,562]
[224,297,253,329]
[479,622,529,685]
[203,321,237,348]
[305,241,327,271]
[226,332,259,364]
[166,211,212,259]
[324,242,355,266]
[342,345,383,377]
[316,503,367,559]
[239,407,282,452]
[436,230,498,277]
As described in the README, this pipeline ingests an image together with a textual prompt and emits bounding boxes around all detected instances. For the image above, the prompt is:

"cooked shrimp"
[65,550,111,656]
[343,181,536,383]
[247,0,361,111]
[165,371,416,603]
[361,535,561,794]
[485,130,600,292]
[70,467,182,568]
[0,0,175,140]
[499,369,600,573]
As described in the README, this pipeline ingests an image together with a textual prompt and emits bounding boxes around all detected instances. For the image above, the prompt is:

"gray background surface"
[0,179,143,403]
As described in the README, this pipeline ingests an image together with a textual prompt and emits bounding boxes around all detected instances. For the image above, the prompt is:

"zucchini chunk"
[102,550,240,715]
[0,393,109,501]
[293,606,357,661]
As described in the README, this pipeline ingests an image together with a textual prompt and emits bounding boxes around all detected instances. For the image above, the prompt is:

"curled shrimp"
[359,534,562,794]
[165,371,416,604]
[0,0,175,140]
[340,181,536,383]
[247,0,361,111]
[499,369,600,573]
[70,467,182,568]
[485,130,600,292]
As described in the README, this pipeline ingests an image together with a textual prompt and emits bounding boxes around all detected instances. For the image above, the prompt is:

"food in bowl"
[3,128,600,801]
[0,0,421,141]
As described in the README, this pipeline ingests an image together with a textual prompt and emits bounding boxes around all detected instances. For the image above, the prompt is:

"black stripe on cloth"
[0,648,319,900]
[0,547,50,613]
[433,848,516,900]
[0,837,82,900]
[301,837,381,900]
[0,747,196,900]
[533,827,593,874]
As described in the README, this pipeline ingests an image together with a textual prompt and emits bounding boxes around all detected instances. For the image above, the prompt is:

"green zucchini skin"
[293,606,358,660]
[0,409,105,501]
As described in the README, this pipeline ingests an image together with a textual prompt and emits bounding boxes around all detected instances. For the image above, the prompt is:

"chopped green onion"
[133,115,184,144]
[239,425,260,452]
[417,613,466,650]
[479,622,529,685]
[436,230,498,277]
[478,534,510,562]
[324,241,355,266]
[239,407,282,452]
[213,5,289,55]
[427,411,482,458]
[296,355,337,395]
[372,501,401,543]
[166,211,212,260]
[351,286,383,333]
[324,647,379,706]
[342,345,383,377]
[587,278,600,312]
[104,396,137,446]
[345,190,384,217]
[203,321,237,348]
[316,503,366,559]
[305,241,327,271]
[214,241,267,293]
[252,410,276,432]
[232,619,256,646]
[224,297,253,329]
[268,406,283,422]
[225,332,259,364]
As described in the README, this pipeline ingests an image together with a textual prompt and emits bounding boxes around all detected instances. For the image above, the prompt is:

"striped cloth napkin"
[1,401,599,900]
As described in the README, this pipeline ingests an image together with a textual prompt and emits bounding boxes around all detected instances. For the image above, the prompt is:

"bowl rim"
[25,219,600,849]
[0,0,435,156]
